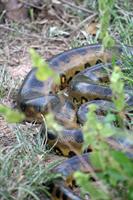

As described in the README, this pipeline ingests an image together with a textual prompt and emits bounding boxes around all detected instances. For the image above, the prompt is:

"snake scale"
[17,44,133,200]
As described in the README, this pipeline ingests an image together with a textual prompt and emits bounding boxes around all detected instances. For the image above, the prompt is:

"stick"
[60,0,94,14]
[70,13,97,37]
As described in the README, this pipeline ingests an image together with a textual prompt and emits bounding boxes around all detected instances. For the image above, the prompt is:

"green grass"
[0,64,22,100]
[0,66,13,98]
[0,125,62,200]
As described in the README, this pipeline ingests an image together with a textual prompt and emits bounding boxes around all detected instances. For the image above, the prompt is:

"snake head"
[18,94,60,123]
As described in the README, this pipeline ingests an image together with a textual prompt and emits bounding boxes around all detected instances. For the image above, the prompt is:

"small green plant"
[74,66,133,199]
[0,105,24,123]
[74,0,133,199]
[29,49,59,83]
[98,0,115,48]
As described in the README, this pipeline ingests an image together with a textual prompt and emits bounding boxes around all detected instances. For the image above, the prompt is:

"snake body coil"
[17,44,133,200]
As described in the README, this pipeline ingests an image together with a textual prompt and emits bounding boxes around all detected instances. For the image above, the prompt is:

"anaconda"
[17,44,133,199]
[17,44,129,122]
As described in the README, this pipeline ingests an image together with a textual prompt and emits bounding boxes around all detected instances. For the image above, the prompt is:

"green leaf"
[104,113,116,123]
[74,171,109,200]
[111,151,133,176]
[103,32,115,49]
[83,130,97,149]
[128,187,133,199]
[105,169,125,186]
[0,104,25,123]
[29,48,59,83]
[99,124,115,137]
[110,66,125,111]
[90,151,106,170]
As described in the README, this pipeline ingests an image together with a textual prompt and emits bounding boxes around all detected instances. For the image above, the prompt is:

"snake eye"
[84,62,91,68]
[47,131,57,140]
[96,59,103,64]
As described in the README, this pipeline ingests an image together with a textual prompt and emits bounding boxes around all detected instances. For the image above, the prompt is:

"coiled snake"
[17,44,133,200]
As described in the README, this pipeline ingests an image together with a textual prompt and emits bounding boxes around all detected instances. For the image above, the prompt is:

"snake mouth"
[18,94,60,122]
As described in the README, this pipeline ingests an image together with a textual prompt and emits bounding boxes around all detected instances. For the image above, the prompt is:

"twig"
[115,4,133,17]
[41,115,48,148]
[59,0,94,14]
[0,24,40,38]
[54,12,74,30]
[0,24,67,46]
[19,0,45,10]
[70,13,97,38]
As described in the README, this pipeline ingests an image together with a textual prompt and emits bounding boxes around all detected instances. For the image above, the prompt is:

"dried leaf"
[85,22,99,36]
